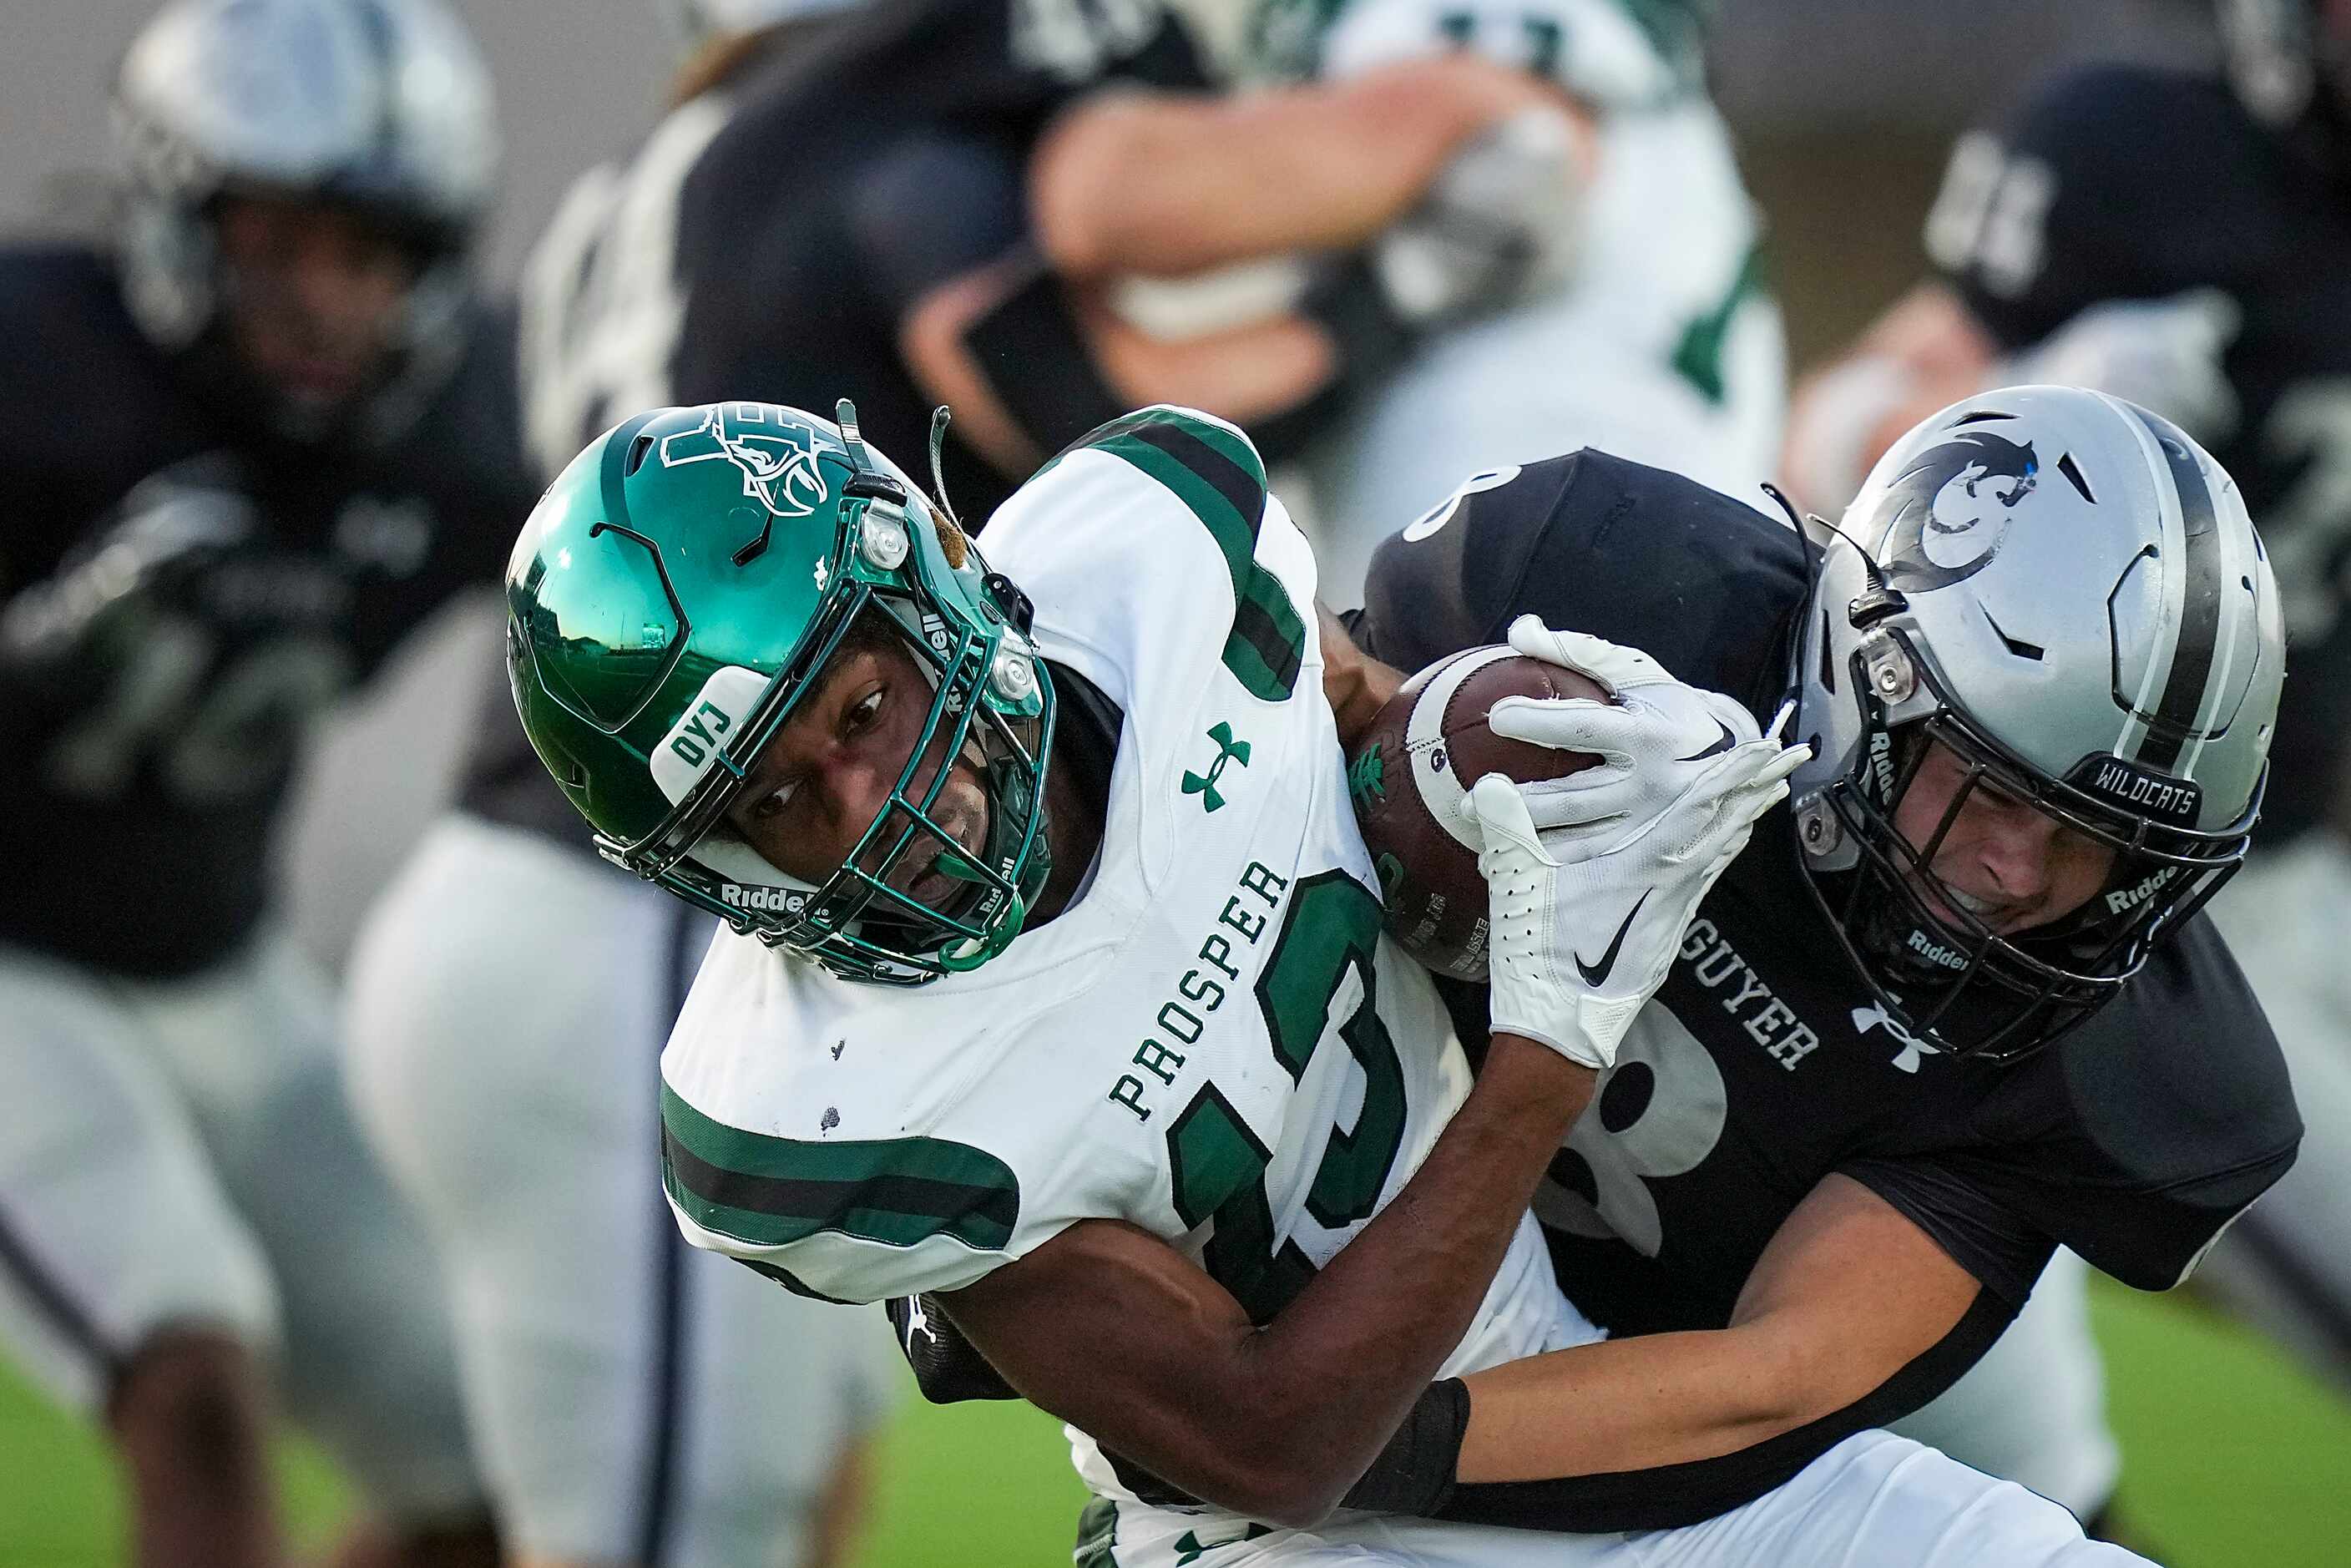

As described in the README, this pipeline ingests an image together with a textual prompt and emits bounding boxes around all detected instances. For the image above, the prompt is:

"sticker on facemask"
[650,665,771,806]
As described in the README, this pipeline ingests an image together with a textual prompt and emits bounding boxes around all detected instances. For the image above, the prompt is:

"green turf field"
[3,1276,2344,1565]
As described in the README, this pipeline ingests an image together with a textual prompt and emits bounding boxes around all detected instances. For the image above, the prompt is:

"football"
[1347,646,1608,981]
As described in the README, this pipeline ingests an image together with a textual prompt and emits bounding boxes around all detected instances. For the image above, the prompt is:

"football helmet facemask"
[506,401,1054,986]
[1788,385,2284,1060]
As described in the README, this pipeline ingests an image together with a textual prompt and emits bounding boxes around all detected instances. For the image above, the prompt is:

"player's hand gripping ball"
[1347,645,1605,980]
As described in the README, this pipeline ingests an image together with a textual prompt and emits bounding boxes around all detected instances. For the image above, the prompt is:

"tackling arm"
[1454,1175,1984,1484]
[940,1035,1595,1530]
[1029,58,1591,280]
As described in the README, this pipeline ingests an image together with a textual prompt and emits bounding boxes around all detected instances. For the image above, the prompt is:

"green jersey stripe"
[1074,1495,1120,1568]
[662,1084,1019,1252]
[1053,409,1305,701]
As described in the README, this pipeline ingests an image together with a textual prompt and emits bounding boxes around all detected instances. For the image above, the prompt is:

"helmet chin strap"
[938,887,1027,972]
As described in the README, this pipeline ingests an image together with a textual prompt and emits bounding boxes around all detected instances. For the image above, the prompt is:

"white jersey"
[659,407,1581,1512]
[1270,0,1786,602]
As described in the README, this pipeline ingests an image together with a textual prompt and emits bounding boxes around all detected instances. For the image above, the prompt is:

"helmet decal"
[1875,427,2040,593]
[651,664,769,804]
[658,403,831,519]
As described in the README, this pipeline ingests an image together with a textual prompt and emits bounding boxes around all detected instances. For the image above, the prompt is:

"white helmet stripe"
[2111,402,2189,765]
[2127,406,2230,772]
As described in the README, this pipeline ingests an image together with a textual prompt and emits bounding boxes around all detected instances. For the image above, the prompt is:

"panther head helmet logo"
[1871,427,2041,593]
[659,404,830,519]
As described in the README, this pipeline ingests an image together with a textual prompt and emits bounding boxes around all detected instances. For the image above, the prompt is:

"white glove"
[1487,616,1769,838]
[1375,104,1591,326]
[1459,619,1807,1070]
[2000,289,2242,445]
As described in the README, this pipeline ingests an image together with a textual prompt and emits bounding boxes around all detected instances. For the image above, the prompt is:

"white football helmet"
[112,0,498,441]
[1788,386,2285,1059]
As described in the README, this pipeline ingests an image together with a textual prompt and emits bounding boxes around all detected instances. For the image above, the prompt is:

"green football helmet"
[505,400,1054,984]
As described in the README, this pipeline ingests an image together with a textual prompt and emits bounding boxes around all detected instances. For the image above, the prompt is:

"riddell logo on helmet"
[1868,731,1897,799]
[1907,929,1969,970]
[2105,867,2179,917]
[720,884,805,913]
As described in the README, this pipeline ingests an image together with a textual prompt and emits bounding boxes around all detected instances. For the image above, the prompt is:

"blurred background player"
[351,6,1584,1562]
[344,11,902,1568]
[0,0,532,1564]
[1783,0,2351,1529]
[1250,0,1787,599]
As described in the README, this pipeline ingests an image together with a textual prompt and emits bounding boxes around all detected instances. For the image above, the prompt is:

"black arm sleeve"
[1433,1290,2015,1533]
[887,1292,1019,1403]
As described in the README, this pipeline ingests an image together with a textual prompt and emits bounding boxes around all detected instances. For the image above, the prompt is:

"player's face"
[214,194,417,414]
[1890,738,2115,937]
[722,625,993,905]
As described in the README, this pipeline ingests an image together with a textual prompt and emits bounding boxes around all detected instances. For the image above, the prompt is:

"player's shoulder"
[2010,63,2241,149]
[2004,914,2300,1287]
[658,938,1034,1302]
[0,244,215,513]
[0,241,116,312]
[1358,448,1806,711]
[990,407,1311,706]
[371,292,539,518]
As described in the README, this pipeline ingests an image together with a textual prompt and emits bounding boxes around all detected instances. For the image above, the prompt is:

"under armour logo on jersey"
[1852,1000,1943,1074]
[1174,1524,1274,1564]
[660,403,828,518]
[1182,721,1251,812]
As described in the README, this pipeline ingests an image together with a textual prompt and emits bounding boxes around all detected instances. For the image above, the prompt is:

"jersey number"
[1011,0,1164,83]
[46,620,351,803]
[518,97,729,479]
[1923,131,2055,302]
[1165,873,1408,1323]
[1534,1004,1725,1257]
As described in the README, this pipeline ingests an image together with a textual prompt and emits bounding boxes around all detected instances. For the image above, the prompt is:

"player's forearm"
[1454,1324,1812,1482]
[948,1034,1590,1529]
[1031,58,1575,279]
[1453,1172,1985,1485]
[1217,1035,1594,1522]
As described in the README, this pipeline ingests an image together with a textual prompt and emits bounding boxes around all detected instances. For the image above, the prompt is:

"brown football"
[1348,647,1608,982]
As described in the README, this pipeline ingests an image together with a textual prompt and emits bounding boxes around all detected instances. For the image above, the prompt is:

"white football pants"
[1096,1429,2145,1566]
[344,813,899,1568]
[0,928,483,1522]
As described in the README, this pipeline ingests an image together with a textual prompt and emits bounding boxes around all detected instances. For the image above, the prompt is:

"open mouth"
[882,802,986,911]
[1908,875,2024,938]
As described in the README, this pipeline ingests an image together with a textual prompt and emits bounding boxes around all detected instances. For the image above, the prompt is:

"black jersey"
[479,0,1211,849]
[518,0,1206,515]
[0,245,538,978]
[1928,65,2351,844]
[1355,451,2301,1336]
